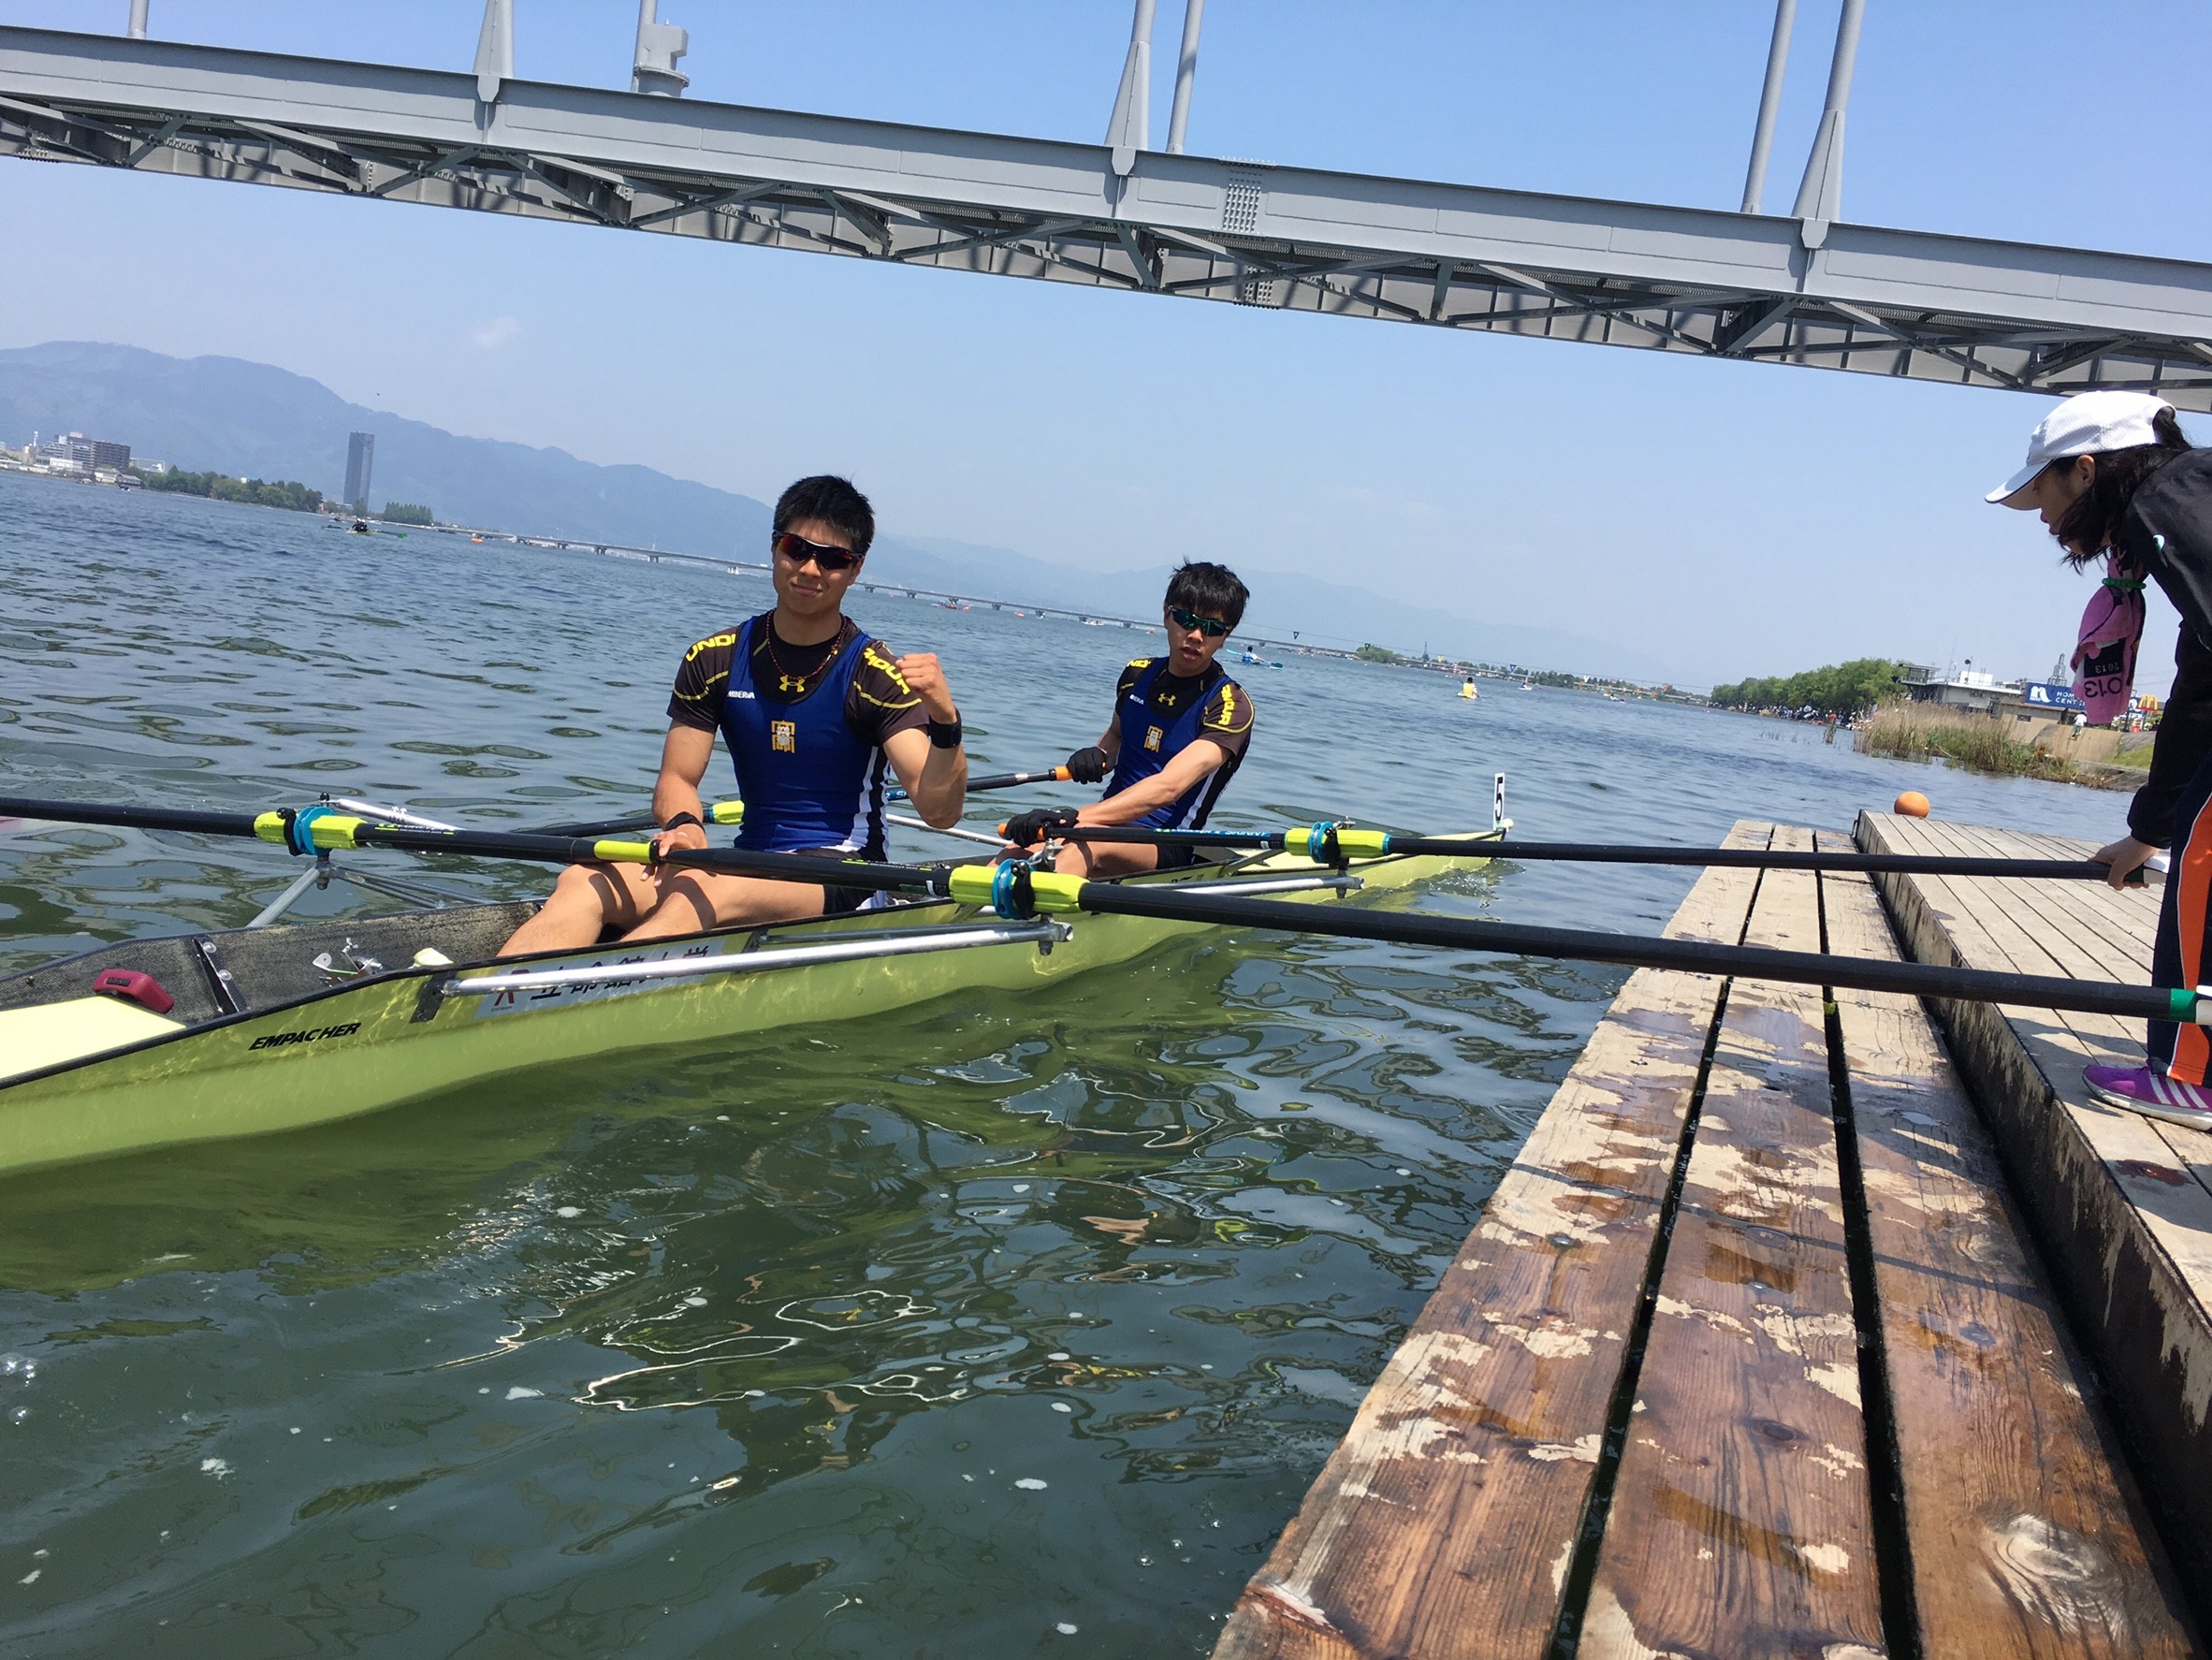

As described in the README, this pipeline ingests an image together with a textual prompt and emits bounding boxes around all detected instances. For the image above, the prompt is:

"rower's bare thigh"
[622,870,827,939]
[1061,840,1160,879]
[594,862,664,921]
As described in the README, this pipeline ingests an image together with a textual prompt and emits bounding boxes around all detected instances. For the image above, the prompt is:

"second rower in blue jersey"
[498,476,967,954]
[1002,561,1255,877]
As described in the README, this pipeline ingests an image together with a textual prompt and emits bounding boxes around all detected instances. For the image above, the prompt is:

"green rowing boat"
[0,833,1496,1177]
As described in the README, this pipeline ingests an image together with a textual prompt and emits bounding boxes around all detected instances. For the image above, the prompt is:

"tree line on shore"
[138,468,435,525]
[1709,658,1904,717]
[143,469,325,512]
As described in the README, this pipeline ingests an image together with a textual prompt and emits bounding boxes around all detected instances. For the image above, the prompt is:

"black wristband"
[926,715,964,750]
[661,811,705,834]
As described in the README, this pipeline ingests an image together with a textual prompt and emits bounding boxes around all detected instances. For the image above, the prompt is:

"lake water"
[0,473,2125,1656]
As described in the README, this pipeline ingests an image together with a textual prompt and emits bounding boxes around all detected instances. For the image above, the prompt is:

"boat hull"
[0,837,1489,1174]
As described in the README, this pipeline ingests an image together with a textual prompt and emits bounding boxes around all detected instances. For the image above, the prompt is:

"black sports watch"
[661,811,705,835]
[926,714,964,750]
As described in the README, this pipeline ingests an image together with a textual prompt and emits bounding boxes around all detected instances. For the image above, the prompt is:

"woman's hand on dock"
[2093,835,2161,890]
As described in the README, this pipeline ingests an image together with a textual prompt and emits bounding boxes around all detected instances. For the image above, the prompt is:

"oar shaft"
[0,794,944,897]
[1416,838,2124,881]
[333,823,946,897]
[0,796,265,838]
[12,791,2173,1018]
[1062,882,2190,1024]
[1049,821,2137,883]
[538,765,1075,832]
[1051,824,1273,849]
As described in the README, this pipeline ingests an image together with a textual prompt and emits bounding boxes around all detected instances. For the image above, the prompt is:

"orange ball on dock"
[1894,791,1931,818]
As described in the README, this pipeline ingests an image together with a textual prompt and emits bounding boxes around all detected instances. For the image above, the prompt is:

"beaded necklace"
[758,617,845,697]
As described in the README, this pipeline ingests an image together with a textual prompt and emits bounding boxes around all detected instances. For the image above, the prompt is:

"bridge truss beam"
[4,27,2210,409]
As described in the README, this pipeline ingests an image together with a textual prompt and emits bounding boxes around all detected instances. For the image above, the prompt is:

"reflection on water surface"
[0,476,2120,1654]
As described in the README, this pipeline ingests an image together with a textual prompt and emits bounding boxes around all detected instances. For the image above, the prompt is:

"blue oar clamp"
[1303,821,1350,868]
[281,804,342,857]
[991,859,1036,919]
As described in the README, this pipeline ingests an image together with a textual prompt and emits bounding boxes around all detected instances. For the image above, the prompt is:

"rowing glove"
[1065,746,1110,785]
[1003,807,1080,846]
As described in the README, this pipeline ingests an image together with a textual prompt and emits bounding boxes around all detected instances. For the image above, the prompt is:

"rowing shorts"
[799,849,890,918]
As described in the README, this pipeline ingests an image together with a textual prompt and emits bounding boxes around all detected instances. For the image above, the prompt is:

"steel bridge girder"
[3,26,2209,408]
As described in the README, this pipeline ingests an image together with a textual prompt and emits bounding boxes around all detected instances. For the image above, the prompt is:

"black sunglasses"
[1168,605,1231,638]
[773,531,862,573]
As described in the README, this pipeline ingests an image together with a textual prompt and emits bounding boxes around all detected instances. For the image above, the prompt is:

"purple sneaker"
[2084,1062,2212,1129]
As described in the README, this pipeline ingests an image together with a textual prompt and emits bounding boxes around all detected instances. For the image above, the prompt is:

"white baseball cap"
[1987,390,2175,506]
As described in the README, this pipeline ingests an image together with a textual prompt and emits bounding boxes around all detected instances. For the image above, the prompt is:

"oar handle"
[895,765,1070,804]
[527,801,743,838]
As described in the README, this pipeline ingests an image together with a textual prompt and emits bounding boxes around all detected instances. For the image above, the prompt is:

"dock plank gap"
[1216,817,2202,1660]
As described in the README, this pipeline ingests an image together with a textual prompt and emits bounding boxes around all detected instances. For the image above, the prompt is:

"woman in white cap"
[1991,389,2205,1121]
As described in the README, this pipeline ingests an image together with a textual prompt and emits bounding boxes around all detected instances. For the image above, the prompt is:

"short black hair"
[1164,561,1248,630]
[773,475,875,558]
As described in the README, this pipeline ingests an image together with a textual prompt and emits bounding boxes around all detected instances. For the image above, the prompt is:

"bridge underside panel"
[4,27,2209,408]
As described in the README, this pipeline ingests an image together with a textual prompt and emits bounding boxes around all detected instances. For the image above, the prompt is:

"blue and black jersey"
[666,613,927,857]
[1102,657,1255,830]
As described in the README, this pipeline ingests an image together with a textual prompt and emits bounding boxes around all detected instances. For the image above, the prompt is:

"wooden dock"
[1215,818,2204,1659]
[1860,812,2212,1623]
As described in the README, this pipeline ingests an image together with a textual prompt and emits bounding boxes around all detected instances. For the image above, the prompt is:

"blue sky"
[4,2,2209,688]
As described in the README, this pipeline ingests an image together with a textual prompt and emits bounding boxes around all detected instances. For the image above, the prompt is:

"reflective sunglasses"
[1168,605,1231,639]
[772,531,862,573]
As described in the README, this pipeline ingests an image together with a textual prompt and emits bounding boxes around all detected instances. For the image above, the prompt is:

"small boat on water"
[1460,678,1479,700]
[1236,650,1283,669]
[0,832,1495,1176]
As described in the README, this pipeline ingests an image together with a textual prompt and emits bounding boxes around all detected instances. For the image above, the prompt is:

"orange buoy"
[1894,791,1931,818]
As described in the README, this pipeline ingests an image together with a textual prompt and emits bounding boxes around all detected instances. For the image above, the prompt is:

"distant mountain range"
[0,341,1668,679]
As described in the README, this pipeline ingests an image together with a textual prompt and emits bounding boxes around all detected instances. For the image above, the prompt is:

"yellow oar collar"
[254,806,365,855]
[1284,823,1390,862]
[947,861,1085,916]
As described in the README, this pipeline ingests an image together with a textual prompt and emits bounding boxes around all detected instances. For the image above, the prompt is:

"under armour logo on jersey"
[778,674,808,693]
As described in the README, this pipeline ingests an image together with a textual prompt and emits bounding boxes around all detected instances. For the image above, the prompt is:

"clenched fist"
[896,652,959,722]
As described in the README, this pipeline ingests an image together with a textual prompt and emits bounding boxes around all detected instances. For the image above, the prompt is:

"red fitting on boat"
[92,968,175,1015]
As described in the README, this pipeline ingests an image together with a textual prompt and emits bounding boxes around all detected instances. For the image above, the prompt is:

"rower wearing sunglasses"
[498,475,966,954]
[1001,561,1255,877]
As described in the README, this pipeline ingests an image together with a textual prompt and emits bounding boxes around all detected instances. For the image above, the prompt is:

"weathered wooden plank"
[1819,832,2198,1657]
[1902,828,2145,1024]
[1581,829,1884,1658]
[1952,824,2156,955]
[1960,826,2156,958]
[1859,810,2212,1631]
[1896,822,2212,1200]
[1876,823,2212,1204]
[1873,816,2212,1205]
[1212,825,1774,1660]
